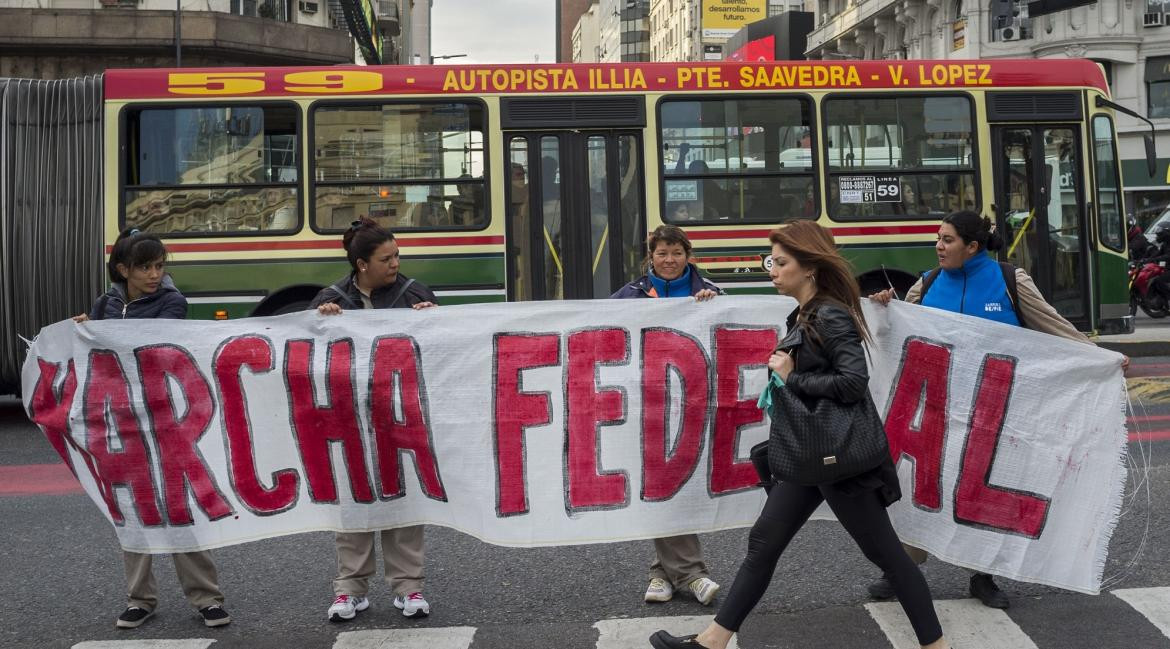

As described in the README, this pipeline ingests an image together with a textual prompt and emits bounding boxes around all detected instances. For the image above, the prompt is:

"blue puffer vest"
[920,251,1021,327]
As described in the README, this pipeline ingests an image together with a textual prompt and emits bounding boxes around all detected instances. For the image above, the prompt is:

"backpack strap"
[387,278,416,308]
[998,261,1029,330]
[325,282,362,310]
[92,294,110,321]
[918,267,943,301]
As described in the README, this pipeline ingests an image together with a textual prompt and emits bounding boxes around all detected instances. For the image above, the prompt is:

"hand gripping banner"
[21,297,1127,594]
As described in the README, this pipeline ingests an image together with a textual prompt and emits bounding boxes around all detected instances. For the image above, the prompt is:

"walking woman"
[650,221,948,649]
[612,224,721,606]
[73,228,232,630]
[866,209,1117,609]
[312,218,438,623]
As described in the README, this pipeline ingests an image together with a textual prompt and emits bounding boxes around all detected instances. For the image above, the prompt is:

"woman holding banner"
[866,209,1109,609]
[73,228,233,630]
[650,221,948,649]
[311,218,438,623]
[611,224,722,606]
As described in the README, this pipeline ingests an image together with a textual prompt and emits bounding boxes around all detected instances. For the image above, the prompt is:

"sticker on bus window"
[666,181,699,202]
[839,176,900,203]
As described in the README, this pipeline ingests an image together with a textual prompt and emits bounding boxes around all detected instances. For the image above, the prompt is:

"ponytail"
[942,210,1002,252]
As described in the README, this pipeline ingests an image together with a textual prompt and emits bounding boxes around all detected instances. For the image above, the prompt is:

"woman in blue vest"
[611,224,722,607]
[868,209,1104,609]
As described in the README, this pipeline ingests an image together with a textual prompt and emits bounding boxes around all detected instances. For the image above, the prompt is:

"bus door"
[991,124,1090,329]
[504,130,645,300]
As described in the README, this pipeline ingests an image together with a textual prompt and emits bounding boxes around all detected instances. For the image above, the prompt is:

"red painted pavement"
[0,463,82,496]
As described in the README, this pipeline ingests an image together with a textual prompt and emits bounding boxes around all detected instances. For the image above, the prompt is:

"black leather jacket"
[777,300,869,405]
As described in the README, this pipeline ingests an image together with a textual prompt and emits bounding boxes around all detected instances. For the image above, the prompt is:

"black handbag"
[765,384,889,486]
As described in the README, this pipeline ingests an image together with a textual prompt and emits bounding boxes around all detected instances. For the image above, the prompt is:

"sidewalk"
[1096,313,1170,357]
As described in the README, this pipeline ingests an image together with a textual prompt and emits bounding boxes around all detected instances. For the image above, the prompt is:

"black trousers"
[714,481,944,646]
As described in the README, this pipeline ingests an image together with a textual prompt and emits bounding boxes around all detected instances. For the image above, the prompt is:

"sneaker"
[328,594,370,622]
[198,605,231,628]
[969,573,1010,609]
[644,577,674,603]
[115,606,154,629]
[867,574,896,600]
[393,592,430,618]
[688,577,720,606]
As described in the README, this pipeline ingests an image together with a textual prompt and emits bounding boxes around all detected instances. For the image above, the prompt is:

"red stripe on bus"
[106,235,505,254]
[686,224,938,241]
[0,464,83,496]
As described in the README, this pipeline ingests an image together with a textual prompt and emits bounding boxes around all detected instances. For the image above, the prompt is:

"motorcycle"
[1129,259,1170,318]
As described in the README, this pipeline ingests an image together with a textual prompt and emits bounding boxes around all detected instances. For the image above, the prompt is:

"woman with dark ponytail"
[310,218,438,624]
[867,209,1117,609]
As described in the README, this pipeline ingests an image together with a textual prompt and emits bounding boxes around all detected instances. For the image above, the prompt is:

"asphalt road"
[0,357,1167,649]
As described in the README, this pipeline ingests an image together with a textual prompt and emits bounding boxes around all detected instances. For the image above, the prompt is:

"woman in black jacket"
[312,218,438,623]
[650,221,948,649]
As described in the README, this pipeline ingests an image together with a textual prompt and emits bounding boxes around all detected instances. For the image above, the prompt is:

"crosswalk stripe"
[1113,587,1170,640]
[865,599,1038,649]
[594,615,738,649]
[332,627,476,649]
[73,641,216,649]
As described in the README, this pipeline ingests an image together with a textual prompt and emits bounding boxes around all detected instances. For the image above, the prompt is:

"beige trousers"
[123,550,224,611]
[648,534,710,589]
[333,526,424,597]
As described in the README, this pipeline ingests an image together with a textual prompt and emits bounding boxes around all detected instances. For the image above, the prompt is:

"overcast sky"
[431,0,556,64]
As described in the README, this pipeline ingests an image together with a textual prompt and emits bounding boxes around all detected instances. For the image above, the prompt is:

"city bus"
[0,59,1153,392]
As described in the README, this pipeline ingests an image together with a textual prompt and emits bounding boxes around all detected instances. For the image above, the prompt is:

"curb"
[1096,340,1170,357]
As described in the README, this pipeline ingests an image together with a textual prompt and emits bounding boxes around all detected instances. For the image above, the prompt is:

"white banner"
[21,297,1127,594]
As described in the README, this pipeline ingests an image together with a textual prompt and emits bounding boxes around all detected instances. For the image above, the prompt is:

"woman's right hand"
[317,303,343,316]
[71,313,88,323]
[868,288,896,306]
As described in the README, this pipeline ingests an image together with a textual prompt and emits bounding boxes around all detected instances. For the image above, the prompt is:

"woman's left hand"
[693,289,717,302]
[1122,354,1131,374]
[768,351,795,381]
[412,301,437,310]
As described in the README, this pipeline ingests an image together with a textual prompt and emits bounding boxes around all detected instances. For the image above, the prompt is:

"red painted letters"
[368,336,446,500]
[710,327,777,494]
[641,329,709,501]
[954,355,1050,538]
[492,333,560,516]
[565,328,629,510]
[29,359,81,476]
[885,338,953,511]
[286,339,374,503]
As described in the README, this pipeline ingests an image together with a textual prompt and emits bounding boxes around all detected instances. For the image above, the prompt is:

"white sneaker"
[644,577,674,602]
[328,594,369,622]
[393,592,430,618]
[688,577,720,605]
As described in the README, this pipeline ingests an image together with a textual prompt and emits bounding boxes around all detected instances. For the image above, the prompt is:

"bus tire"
[270,300,312,316]
[251,285,324,317]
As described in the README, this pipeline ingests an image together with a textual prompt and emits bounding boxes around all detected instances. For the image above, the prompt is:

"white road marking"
[595,615,738,649]
[332,627,477,649]
[1114,587,1170,640]
[865,598,1038,649]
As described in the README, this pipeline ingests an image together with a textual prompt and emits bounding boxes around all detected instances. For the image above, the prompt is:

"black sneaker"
[969,573,1010,609]
[115,606,154,629]
[867,574,896,600]
[199,605,232,628]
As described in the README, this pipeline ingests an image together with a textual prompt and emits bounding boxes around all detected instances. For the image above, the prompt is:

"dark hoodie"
[89,275,188,320]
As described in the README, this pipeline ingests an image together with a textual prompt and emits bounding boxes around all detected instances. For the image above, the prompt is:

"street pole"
[174,0,182,67]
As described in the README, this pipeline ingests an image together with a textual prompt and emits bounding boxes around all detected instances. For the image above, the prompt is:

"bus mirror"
[1144,133,1157,179]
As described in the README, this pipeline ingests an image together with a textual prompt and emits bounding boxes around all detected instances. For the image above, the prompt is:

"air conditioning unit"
[1145,11,1165,25]
[996,25,1022,41]
[298,0,318,13]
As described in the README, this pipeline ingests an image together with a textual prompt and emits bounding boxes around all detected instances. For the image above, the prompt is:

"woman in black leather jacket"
[650,221,948,649]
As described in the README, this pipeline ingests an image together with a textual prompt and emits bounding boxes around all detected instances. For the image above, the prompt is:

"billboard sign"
[702,0,767,38]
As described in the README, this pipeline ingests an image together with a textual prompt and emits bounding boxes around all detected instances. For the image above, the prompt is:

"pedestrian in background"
[312,217,437,623]
[650,221,948,649]
[866,209,1119,609]
[73,228,232,630]
[611,224,721,607]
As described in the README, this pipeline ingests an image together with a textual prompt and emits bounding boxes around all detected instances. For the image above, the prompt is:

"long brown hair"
[769,220,871,342]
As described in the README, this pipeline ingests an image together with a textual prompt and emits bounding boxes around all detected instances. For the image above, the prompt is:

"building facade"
[559,0,596,61]
[650,0,802,62]
[804,0,1170,226]
[572,0,601,63]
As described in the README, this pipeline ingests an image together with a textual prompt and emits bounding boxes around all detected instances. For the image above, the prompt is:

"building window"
[123,104,300,235]
[823,95,977,220]
[311,102,487,231]
[1147,57,1170,118]
[659,97,816,223]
